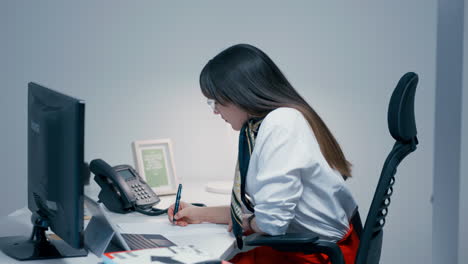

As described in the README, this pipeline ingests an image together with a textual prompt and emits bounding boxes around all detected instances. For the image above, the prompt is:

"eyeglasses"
[207,99,217,112]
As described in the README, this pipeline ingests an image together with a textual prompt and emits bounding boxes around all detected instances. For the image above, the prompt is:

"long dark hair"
[200,44,352,178]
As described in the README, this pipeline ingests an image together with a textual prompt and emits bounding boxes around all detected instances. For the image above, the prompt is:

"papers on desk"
[117,220,236,260]
[117,218,229,236]
[102,245,220,264]
[117,219,233,245]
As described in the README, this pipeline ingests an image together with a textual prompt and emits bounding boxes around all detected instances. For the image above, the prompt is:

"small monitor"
[0,82,88,260]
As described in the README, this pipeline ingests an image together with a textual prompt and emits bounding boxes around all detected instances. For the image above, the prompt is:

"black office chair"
[245,72,419,264]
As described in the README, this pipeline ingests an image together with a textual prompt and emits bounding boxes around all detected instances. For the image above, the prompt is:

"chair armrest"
[244,233,345,264]
[244,233,319,246]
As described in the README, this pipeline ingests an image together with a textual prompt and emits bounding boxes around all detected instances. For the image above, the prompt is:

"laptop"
[84,195,175,255]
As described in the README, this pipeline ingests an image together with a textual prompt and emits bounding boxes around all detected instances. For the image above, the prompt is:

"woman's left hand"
[241,214,255,235]
[227,216,233,232]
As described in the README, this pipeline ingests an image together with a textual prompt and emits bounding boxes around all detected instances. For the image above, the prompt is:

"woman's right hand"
[167,201,204,226]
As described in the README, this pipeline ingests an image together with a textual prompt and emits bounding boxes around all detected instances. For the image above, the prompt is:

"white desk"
[0,180,238,264]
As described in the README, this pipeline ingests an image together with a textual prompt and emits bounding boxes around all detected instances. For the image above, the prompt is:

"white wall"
[460,55,468,262]
[460,0,468,261]
[1,1,436,263]
[433,0,464,262]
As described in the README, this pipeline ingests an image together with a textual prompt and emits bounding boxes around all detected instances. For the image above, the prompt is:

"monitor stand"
[1,216,87,261]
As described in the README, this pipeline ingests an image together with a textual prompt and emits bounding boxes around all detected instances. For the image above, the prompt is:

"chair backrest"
[355,72,419,264]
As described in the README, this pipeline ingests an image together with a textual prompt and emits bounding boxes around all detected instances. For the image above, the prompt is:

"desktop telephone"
[90,159,167,216]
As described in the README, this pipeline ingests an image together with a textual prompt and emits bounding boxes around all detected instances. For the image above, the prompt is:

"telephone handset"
[90,159,167,216]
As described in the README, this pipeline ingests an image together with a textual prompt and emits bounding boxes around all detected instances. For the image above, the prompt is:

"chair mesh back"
[355,73,419,264]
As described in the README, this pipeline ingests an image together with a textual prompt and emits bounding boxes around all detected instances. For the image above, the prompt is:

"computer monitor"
[0,82,88,260]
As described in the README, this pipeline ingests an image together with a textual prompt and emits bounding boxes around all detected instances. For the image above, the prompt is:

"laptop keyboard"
[121,233,160,250]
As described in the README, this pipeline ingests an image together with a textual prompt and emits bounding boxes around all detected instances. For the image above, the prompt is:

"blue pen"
[173,184,182,223]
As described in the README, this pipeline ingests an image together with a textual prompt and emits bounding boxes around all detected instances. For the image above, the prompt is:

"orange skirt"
[229,224,360,264]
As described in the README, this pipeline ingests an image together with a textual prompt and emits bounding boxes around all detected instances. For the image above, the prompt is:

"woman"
[167,44,359,264]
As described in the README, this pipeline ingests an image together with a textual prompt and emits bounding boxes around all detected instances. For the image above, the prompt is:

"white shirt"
[245,107,357,242]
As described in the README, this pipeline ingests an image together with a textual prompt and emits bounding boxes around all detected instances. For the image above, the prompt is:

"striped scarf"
[231,118,263,249]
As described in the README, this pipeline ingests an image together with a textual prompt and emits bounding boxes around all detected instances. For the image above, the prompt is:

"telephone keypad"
[129,181,156,203]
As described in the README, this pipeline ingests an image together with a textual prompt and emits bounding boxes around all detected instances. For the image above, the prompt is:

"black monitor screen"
[1,82,88,261]
[27,82,85,248]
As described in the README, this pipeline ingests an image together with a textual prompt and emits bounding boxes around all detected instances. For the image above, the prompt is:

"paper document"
[117,221,235,259]
[103,245,219,264]
[117,220,229,236]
